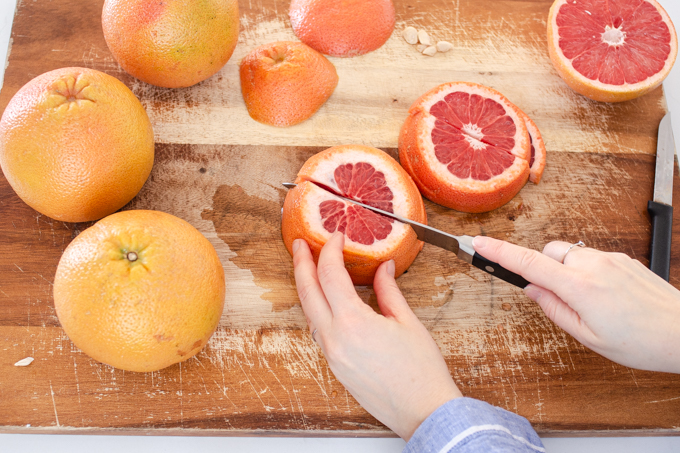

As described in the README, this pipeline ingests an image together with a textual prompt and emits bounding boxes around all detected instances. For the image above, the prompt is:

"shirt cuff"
[403,397,545,453]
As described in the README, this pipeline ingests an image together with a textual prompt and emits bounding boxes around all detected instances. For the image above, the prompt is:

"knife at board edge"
[282,182,530,289]
[648,113,676,282]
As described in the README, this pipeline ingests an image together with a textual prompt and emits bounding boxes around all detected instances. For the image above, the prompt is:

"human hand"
[473,236,680,374]
[292,232,462,440]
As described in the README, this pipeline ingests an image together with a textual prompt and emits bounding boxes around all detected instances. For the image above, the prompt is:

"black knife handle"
[648,200,673,281]
[471,252,530,289]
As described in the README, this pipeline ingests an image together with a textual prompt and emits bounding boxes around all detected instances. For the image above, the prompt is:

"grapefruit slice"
[282,145,426,285]
[548,0,678,102]
[289,0,396,57]
[240,41,338,127]
[398,82,531,213]
[517,110,547,184]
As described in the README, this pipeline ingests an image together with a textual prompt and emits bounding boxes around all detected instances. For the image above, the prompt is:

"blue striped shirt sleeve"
[403,397,545,453]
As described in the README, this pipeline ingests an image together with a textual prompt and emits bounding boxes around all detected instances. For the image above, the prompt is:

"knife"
[283,182,529,289]
[648,113,676,282]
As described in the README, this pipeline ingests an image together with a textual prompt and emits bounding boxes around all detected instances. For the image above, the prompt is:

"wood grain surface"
[2,0,680,437]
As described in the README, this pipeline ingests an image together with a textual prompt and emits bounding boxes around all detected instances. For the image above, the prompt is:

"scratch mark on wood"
[49,381,60,427]
[237,359,271,412]
[644,396,680,404]
[14,263,24,272]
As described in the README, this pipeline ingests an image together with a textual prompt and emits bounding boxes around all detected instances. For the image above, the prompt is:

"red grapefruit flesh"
[399,82,531,213]
[548,0,678,102]
[282,145,426,285]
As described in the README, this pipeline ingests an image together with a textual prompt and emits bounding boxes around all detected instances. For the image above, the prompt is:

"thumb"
[525,284,591,343]
[373,260,415,321]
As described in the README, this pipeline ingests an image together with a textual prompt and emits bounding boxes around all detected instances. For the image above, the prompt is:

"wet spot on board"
[201,184,301,312]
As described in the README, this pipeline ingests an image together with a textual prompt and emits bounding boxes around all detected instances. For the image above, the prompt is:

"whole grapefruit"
[282,145,426,285]
[102,0,240,88]
[0,67,154,223]
[54,210,226,373]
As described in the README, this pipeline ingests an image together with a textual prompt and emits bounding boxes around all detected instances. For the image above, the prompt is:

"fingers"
[473,236,579,294]
[292,238,332,333]
[373,260,417,322]
[317,232,363,312]
[524,284,589,344]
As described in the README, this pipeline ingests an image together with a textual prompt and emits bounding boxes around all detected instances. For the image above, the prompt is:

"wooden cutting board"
[2,0,680,436]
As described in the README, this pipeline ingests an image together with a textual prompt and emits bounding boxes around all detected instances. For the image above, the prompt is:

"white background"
[1,0,680,451]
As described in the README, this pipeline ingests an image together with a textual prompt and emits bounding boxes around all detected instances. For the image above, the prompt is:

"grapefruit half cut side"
[547,0,678,102]
[517,110,547,184]
[282,145,426,285]
[398,82,531,213]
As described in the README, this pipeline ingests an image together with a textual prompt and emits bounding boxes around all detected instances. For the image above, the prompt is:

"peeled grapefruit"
[102,0,240,88]
[282,145,426,285]
[54,210,226,373]
[547,0,678,102]
[0,67,154,223]
[240,41,338,127]
[398,82,531,213]
[518,110,547,184]
[289,0,396,57]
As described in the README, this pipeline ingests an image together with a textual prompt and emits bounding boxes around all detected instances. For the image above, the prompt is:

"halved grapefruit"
[398,82,531,213]
[518,110,547,184]
[282,145,426,285]
[548,0,678,102]
[289,0,396,57]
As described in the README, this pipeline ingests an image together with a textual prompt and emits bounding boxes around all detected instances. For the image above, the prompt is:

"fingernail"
[386,260,396,278]
[472,236,488,249]
[524,285,541,302]
[292,239,301,254]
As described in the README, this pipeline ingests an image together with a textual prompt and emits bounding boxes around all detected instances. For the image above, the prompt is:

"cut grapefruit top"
[551,0,677,88]
[289,0,396,57]
[409,82,530,188]
[294,145,424,251]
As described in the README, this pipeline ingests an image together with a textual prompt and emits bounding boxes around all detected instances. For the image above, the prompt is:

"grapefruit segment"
[547,0,678,102]
[399,82,531,213]
[282,145,425,285]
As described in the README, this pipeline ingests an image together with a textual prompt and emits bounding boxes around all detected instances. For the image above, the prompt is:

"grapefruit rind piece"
[547,0,678,103]
[282,145,425,285]
[517,111,547,185]
[399,82,531,213]
[239,41,339,127]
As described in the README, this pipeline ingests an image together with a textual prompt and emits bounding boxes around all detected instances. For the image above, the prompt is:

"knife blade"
[283,182,529,289]
[648,113,676,281]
